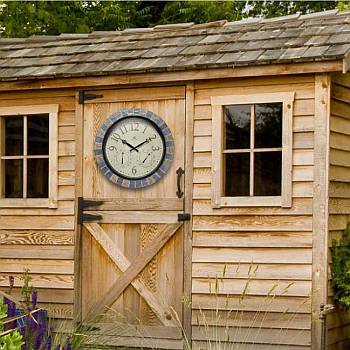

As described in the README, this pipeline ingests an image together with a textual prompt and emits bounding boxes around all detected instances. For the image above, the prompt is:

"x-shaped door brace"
[83,222,182,326]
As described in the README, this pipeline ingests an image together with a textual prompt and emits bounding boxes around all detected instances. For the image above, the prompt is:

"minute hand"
[131,139,150,152]
[122,139,138,152]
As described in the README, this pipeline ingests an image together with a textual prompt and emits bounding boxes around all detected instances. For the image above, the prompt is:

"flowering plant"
[2,272,72,350]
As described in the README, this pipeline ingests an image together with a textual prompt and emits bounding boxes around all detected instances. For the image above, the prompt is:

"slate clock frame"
[94,108,175,189]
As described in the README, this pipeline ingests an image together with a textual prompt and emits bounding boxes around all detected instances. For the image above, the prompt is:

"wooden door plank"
[90,323,182,339]
[83,223,179,326]
[84,211,179,223]
[84,198,183,211]
[84,222,182,324]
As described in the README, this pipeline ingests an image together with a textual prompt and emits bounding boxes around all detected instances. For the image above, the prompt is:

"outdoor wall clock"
[94,108,174,188]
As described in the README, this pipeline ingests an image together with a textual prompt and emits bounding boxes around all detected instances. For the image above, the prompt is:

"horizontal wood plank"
[192,278,311,297]
[0,259,74,274]
[0,216,74,230]
[193,231,312,248]
[193,215,312,232]
[85,198,183,211]
[192,293,311,313]
[193,198,312,216]
[0,245,74,259]
[192,262,312,280]
[0,230,74,245]
[193,247,312,264]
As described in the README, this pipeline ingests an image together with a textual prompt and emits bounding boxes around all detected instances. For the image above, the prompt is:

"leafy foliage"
[331,223,350,308]
[0,299,23,350]
[0,0,345,38]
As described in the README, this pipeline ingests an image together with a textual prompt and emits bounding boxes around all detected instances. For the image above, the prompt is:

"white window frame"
[0,104,59,208]
[211,92,294,208]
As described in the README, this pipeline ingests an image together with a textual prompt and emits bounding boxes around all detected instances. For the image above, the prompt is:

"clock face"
[94,108,174,189]
[103,117,165,180]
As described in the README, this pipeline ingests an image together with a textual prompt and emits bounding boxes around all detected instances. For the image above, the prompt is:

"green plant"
[0,299,23,350]
[331,223,350,308]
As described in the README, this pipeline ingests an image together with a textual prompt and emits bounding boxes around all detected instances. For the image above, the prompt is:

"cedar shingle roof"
[0,9,350,81]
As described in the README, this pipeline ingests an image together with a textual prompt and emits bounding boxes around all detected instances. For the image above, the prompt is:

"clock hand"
[131,138,152,152]
[143,153,151,163]
[121,139,138,152]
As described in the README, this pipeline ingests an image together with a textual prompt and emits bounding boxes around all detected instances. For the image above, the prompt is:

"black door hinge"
[78,197,103,224]
[178,213,191,222]
[79,91,103,104]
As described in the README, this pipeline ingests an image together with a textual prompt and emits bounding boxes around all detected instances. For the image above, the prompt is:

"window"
[211,92,294,208]
[0,105,58,208]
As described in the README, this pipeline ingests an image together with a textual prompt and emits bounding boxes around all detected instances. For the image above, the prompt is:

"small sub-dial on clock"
[138,150,155,168]
[106,145,130,166]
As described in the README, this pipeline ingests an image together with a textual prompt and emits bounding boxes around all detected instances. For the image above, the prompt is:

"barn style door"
[80,86,186,349]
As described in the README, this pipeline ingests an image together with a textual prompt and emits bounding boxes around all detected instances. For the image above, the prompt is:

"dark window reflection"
[225,153,250,196]
[27,158,49,198]
[28,115,49,155]
[254,151,282,196]
[4,159,23,198]
[255,103,282,148]
[224,105,251,149]
[4,116,23,156]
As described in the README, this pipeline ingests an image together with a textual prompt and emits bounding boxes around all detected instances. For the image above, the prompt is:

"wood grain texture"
[0,230,74,245]
[328,73,350,349]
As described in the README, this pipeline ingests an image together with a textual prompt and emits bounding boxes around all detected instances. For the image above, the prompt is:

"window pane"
[224,105,251,149]
[225,153,250,196]
[28,115,49,155]
[255,103,282,148]
[4,116,23,156]
[27,158,49,198]
[254,151,281,196]
[4,159,23,198]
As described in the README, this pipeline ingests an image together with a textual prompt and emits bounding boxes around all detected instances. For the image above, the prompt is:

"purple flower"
[8,275,14,291]
[31,291,38,309]
[45,335,52,350]
[3,297,16,330]
[64,337,72,350]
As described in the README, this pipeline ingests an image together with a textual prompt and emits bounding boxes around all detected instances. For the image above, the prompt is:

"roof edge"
[0,60,342,91]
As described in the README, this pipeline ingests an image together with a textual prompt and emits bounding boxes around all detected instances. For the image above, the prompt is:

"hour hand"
[122,139,138,152]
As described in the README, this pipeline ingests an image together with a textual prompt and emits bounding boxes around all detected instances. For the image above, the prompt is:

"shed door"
[81,86,186,349]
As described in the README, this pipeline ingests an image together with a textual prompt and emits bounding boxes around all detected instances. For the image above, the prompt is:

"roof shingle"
[0,9,349,81]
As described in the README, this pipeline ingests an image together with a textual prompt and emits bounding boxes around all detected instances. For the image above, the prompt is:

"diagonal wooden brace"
[83,222,182,326]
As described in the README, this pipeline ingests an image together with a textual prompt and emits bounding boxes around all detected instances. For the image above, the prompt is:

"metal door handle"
[176,167,185,198]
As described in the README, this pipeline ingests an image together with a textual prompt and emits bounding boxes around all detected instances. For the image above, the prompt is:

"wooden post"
[312,73,331,350]
[73,91,84,324]
[183,82,195,348]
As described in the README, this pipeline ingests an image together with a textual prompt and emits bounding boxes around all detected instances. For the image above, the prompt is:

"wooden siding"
[191,75,314,349]
[328,73,350,350]
[0,89,76,322]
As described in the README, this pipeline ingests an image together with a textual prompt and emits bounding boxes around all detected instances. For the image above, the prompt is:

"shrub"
[331,223,350,308]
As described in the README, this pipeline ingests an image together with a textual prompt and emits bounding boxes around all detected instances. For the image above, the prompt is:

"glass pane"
[28,114,49,155]
[4,159,23,198]
[255,103,282,148]
[224,105,251,149]
[225,153,250,196]
[254,151,282,196]
[27,158,49,198]
[4,116,23,156]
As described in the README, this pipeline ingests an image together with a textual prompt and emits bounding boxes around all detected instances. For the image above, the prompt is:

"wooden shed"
[1,9,350,349]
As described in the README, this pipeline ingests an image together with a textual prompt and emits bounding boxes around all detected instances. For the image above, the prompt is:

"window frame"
[0,104,59,208]
[211,92,295,208]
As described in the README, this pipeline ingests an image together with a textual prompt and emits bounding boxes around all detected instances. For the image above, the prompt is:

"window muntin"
[0,104,58,208]
[1,114,49,199]
[223,103,283,197]
[211,92,294,208]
